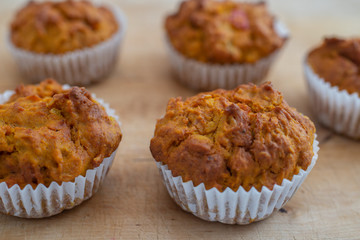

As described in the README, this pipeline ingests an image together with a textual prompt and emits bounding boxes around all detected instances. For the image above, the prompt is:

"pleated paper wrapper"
[305,62,360,139]
[156,137,319,224]
[0,86,120,218]
[7,3,127,86]
[165,19,289,91]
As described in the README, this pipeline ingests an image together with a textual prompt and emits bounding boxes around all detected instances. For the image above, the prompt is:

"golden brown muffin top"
[150,82,315,192]
[0,79,122,189]
[308,37,360,95]
[165,0,286,64]
[10,0,118,54]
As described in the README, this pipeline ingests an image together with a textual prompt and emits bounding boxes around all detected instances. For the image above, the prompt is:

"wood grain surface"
[0,0,360,239]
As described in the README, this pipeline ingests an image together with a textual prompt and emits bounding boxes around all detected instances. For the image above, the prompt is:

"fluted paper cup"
[165,19,289,91]
[0,86,120,218]
[156,137,319,224]
[7,3,127,86]
[304,61,360,139]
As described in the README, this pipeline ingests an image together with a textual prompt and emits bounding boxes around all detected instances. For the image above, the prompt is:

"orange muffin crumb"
[150,82,315,192]
[307,37,360,95]
[10,0,118,54]
[165,0,286,64]
[0,79,122,188]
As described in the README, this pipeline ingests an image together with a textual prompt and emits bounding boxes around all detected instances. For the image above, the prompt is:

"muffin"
[305,37,360,138]
[164,0,289,91]
[0,79,122,218]
[8,0,127,85]
[150,82,319,224]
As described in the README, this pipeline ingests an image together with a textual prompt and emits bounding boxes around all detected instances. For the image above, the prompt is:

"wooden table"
[0,0,359,239]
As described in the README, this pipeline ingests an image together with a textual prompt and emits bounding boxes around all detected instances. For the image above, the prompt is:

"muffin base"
[165,20,289,91]
[7,3,127,86]
[0,151,116,218]
[156,137,319,224]
[304,62,360,139]
[0,86,120,218]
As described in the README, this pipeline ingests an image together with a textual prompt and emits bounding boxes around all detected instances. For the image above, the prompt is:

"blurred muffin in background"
[8,0,127,85]
[305,37,360,139]
[164,0,289,91]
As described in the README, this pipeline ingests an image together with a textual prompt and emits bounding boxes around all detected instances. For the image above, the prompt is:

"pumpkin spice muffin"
[8,0,127,85]
[11,0,118,54]
[150,82,319,224]
[0,79,122,218]
[166,0,285,64]
[164,0,289,90]
[305,37,360,138]
[307,38,360,94]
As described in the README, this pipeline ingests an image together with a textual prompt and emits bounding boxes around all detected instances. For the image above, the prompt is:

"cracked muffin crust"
[150,82,315,192]
[0,79,122,189]
[307,37,360,95]
[10,0,118,54]
[165,0,286,64]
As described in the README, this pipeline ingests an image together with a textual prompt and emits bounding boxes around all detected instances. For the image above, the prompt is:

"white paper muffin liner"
[0,86,121,218]
[165,19,289,91]
[304,61,360,139]
[7,3,127,86]
[156,136,319,224]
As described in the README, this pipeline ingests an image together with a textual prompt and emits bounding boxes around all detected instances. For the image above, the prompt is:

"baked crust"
[0,79,122,188]
[307,37,360,95]
[150,82,315,192]
[10,0,118,54]
[165,0,285,64]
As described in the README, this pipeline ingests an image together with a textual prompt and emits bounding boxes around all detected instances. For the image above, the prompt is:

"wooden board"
[0,0,359,239]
